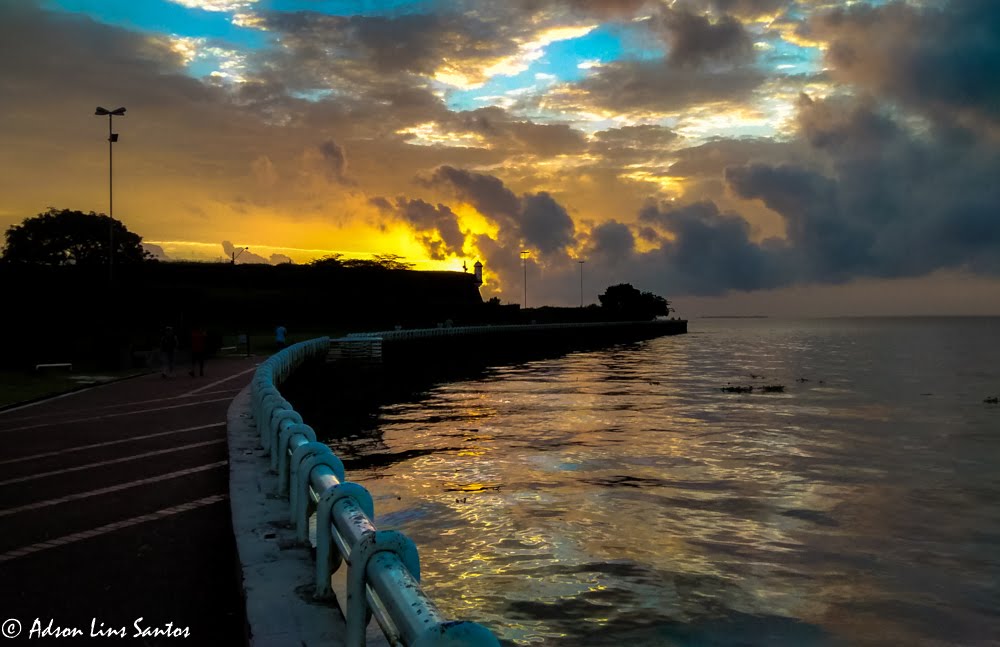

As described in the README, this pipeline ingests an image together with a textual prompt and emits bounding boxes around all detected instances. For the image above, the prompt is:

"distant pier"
[329,319,688,365]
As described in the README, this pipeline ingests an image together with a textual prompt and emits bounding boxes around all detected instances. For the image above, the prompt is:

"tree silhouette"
[1,208,150,266]
[598,283,670,320]
[310,253,415,271]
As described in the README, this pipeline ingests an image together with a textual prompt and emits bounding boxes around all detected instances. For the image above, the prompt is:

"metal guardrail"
[344,319,679,343]
[250,338,499,647]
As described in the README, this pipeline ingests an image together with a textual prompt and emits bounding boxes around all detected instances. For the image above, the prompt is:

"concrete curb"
[227,384,348,646]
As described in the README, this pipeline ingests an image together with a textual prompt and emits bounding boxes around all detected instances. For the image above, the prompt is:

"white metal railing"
[343,319,675,343]
[250,338,499,647]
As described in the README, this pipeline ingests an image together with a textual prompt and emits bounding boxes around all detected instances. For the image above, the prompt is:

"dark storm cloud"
[722,94,1000,283]
[429,166,575,258]
[807,0,1000,131]
[567,60,766,113]
[659,8,754,67]
[372,197,467,260]
[638,200,782,294]
[520,193,576,256]
[429,167,521,228]
[568,90,1000,298]
[725,162,868,282]
[397,92,1000,301]
[586,220,636,265]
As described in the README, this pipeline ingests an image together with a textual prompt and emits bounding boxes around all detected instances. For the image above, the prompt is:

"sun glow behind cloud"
[8,0,1000,313]
[396,123,491,149]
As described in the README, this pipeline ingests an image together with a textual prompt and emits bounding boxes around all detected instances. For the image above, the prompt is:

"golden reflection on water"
[345,320,1000,646]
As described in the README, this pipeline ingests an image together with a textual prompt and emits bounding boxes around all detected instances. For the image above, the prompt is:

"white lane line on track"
[0,397,233,434]
[180,365,259,397]
[0,422,224,466]
[0,494,228,563]
[0,439,226,486]
[0,388,241,424]
[0,461,228,517]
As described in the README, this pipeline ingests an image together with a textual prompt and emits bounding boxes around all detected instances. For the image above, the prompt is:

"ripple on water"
[334,319,1000,646]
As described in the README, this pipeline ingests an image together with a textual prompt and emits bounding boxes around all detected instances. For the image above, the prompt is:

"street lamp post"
[520,250,530,309]
[95,106,126,282]
[578,260,585,308]
[232,246,249,264]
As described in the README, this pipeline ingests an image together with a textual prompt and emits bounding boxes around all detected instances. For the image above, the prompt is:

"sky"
[1,0,999,315]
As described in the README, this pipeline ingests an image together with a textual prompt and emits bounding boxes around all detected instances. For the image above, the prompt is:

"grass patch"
[0,368,147,409]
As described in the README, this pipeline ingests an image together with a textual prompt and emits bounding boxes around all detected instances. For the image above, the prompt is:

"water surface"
[320,318,1000,646]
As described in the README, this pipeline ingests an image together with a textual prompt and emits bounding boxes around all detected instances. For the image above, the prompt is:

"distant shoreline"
[700,315,769,319]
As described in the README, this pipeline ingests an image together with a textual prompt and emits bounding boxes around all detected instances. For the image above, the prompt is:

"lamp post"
[232,246,249,264]
[95,106,126,282]
[520,250,530,310]
[578,260,585,308]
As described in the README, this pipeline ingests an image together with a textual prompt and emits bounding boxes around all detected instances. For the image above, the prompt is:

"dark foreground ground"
[0,358,257,645]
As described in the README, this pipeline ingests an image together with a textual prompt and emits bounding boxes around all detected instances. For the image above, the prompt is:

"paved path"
[0,357,258,644]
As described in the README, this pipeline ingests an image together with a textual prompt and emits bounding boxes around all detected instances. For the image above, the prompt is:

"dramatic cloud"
[638,200,782,294]
[429,167,522,229]
[519,193,576,256]
[3,0,1000,313]
[373,197,467,260]
[726,94,1000,282]
[585,220,636,266]
[430,167,575,258]
[659,8,755,68]
[806,0,1000,132]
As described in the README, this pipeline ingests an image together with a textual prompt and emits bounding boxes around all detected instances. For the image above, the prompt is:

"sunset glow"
[1,0,998,313]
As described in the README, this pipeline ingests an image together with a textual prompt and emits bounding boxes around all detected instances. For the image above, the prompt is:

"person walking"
[189,326,207,377]
[160,326,178,378]
[275,324,287,350]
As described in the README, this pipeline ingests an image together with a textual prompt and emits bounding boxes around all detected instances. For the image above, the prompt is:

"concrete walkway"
[0,357,257,644]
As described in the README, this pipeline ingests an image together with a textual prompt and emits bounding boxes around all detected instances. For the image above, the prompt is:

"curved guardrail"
[250,338,499,647]
[345,319,682,342]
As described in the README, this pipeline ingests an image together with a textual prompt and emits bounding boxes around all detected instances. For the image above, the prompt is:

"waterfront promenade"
[0,358,255,643]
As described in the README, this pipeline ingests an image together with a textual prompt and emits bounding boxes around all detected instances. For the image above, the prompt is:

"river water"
[316,317,1000,646]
